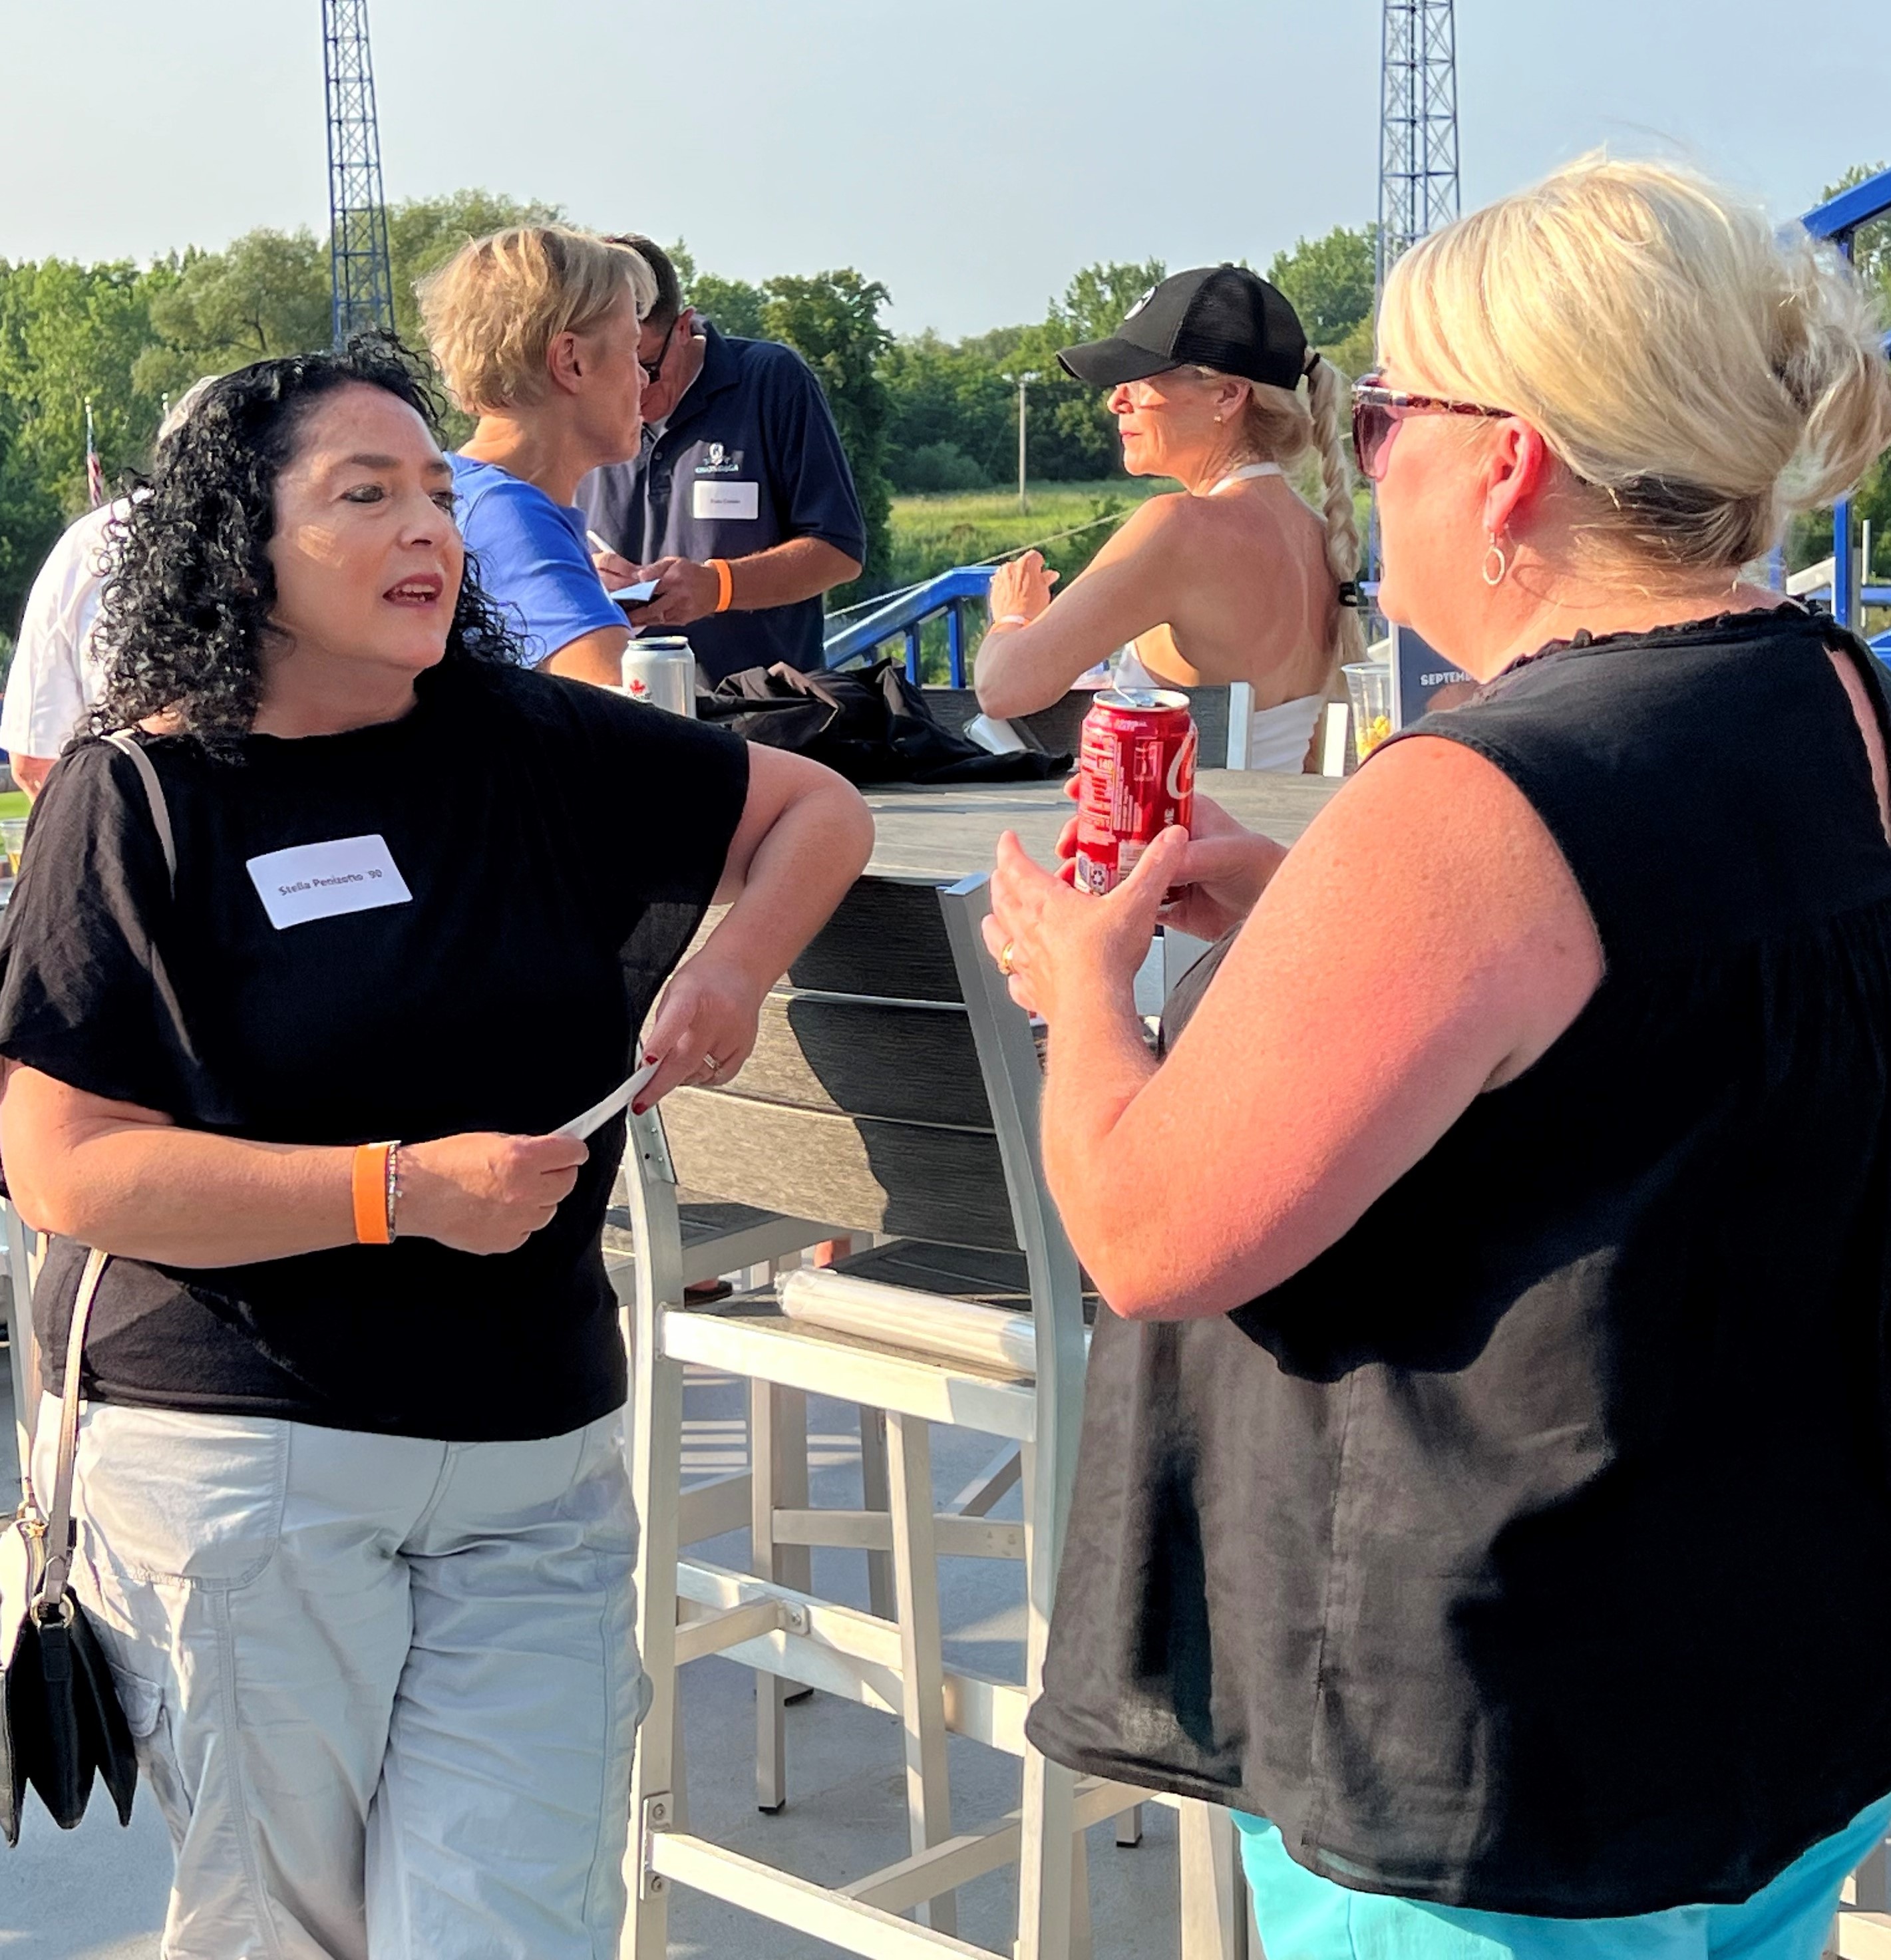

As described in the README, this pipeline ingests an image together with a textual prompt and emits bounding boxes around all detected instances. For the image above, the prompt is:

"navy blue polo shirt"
[576,323,866,682]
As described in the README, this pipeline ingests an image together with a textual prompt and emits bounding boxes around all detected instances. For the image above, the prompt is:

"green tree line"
[0,195,1381,631]
[3,174,1883,638]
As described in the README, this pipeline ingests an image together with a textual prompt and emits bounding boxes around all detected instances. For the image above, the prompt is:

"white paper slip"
[246,834,413,931]
[605,578,660,603]
[557,1060,659,1140]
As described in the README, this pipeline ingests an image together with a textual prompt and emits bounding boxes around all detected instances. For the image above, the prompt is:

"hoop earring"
[1482,540,1510,587]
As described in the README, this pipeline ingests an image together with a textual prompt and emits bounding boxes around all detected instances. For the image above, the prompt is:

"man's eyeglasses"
[639,316,680,385]
[1351,375,1512,482]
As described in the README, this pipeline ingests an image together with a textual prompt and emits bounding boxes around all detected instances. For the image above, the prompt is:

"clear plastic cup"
[1,818,27,878]
[1343,663,1394,763]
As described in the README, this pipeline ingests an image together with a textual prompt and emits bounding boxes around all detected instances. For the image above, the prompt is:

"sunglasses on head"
[1351,374,1512,481]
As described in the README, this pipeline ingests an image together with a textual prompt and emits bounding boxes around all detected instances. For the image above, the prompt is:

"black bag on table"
[698,657,1070,786]
[1,1246,137,1846]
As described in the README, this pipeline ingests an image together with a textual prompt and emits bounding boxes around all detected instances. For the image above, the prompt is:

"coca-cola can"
[1073,688,1197,895]
[621,637,697,717]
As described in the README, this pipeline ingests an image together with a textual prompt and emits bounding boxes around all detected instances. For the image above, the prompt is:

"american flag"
[85,399,104,508]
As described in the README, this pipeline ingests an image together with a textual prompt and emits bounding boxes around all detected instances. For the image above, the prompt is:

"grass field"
[870,480,1184,684]
[0,792,28,821]
[886,478,1180,593]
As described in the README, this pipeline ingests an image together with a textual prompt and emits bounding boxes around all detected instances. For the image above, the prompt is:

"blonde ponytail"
[1305,355,1367,667]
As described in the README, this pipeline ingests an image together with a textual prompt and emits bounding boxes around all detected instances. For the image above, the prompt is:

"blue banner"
[1391,625,1476,727]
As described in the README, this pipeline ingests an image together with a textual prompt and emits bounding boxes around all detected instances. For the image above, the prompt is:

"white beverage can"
[621,637,697,717]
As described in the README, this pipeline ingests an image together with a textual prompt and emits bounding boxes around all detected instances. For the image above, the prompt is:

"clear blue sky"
[1,0,1886,339]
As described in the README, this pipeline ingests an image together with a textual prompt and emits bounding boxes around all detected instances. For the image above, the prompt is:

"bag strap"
[103,731,176,894]
[37,1247,108,1617]
[19,738,167,1613]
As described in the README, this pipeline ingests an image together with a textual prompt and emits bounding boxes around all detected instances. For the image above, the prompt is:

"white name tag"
[693,479,759,521]
[246,834,413,931]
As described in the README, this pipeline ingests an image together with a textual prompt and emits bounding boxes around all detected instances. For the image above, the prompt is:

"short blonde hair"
[1379,154,1891,569]
[417,226,657,414]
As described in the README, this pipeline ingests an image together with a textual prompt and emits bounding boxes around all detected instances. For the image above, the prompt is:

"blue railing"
[1799,170,1891,632]
[1795,583,1891,612]
[822,565,995,684]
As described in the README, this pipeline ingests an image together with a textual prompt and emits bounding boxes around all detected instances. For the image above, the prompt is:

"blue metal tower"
[323,0,396,346]
[1377,1,1461,294]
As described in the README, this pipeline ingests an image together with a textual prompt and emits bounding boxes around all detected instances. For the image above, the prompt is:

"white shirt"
[1,500,124,760]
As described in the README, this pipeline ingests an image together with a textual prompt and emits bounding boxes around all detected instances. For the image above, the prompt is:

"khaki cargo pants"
[35,1400,645,1960]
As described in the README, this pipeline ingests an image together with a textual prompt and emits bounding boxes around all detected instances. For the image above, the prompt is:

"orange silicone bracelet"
[709,558,734,613]
[353,1142,393,1245]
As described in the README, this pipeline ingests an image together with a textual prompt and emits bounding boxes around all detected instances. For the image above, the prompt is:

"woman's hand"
[591,547,644,592]
[633,951,767,1110]
[1052,782,1288,941]
[983,824,1190,1023]
[987,550,1059,625]
[399,1131,590,1255]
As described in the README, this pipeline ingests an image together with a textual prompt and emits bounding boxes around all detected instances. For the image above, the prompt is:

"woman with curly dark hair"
[0,337,871,1957]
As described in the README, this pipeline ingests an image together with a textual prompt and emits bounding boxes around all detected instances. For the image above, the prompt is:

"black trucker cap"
[1058,265,1312,391]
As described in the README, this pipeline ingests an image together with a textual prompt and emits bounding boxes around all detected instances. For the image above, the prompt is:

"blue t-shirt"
[451,456,624,669]
[576,324,866,682]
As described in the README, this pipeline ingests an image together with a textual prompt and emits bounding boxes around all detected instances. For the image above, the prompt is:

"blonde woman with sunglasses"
[989,157,1891,1960]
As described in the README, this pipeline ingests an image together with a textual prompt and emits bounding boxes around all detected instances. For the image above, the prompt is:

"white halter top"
[1113,461,1322,772]
[1206,460,1284,496]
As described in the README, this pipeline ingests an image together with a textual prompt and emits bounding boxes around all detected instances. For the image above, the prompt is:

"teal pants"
[1234,1798,1891,1960]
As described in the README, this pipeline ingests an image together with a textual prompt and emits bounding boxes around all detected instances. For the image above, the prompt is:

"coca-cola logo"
[1166,725,1198,802]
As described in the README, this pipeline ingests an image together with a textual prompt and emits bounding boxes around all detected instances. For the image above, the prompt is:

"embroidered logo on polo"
[694,443,743,475]
[245,835,414,930]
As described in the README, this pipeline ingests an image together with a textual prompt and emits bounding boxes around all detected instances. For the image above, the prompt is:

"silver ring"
[700,1053,721,1081]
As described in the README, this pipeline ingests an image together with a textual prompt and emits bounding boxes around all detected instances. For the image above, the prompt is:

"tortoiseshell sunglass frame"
[1351,374,1513,481]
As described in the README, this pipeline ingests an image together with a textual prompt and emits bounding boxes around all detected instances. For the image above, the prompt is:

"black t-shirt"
[0,659,748,1442]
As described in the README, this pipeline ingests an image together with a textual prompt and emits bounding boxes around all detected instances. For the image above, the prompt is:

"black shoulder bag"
[0,1249,136,1844]
[0,729,175,1845]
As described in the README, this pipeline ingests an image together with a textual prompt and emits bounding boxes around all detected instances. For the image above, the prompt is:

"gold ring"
[997,941,1017,977]
[701,1053,721,1080]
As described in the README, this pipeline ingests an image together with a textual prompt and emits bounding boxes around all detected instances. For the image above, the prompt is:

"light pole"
[1010,371,1041,512]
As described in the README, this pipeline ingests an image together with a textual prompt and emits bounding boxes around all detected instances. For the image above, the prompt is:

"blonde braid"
[1304,355,1367,668]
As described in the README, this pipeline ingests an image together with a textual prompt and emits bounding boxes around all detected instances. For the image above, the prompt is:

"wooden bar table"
[864,768,1341,879]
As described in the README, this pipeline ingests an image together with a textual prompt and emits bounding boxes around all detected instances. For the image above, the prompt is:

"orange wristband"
[708,558,734,613]
[352,1142,393,1245]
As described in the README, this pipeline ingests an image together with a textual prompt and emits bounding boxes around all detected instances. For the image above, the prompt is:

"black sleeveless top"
[1026,606,1891,1915]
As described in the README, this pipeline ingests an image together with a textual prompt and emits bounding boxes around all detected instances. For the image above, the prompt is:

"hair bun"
[1378,154,1891,570]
